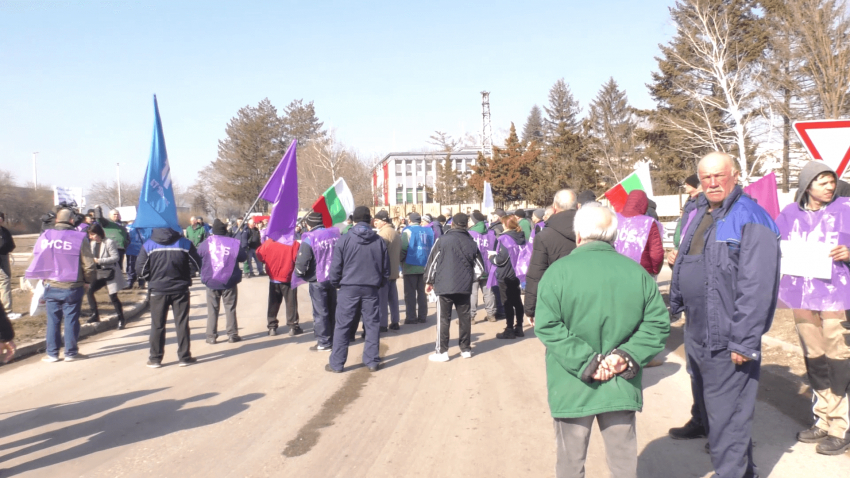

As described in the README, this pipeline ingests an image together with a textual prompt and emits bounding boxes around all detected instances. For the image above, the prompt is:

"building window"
[416,187,423,203]
[417,160,425,174]
[396,190,403,204]
[406,161,413,175]
[406,189,413,203]
[395,160,403,176]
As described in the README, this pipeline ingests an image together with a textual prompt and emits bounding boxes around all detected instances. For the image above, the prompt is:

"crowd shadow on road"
[0,392,264,476]
[0,388,167,446]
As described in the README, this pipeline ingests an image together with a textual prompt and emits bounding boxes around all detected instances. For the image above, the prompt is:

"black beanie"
[685,174,700,189]
[578,190,597,205]
[212,218,228,235]
[305,211,323,228]
[352,206,371,223]
[471,211,486,224]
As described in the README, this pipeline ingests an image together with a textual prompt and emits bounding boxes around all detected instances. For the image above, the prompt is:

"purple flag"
[266,141,299,245]
[259,140,297,202]
[469,229,496,277]
[614,214,656,264]
[25,230,85,282]
[776,198,850,310]
[301,227,341,283]
[486,234,526,288]
[744,172,780,220]
[199,235,241,288]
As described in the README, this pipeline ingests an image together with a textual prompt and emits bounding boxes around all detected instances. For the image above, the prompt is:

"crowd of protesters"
[3,150,850,476]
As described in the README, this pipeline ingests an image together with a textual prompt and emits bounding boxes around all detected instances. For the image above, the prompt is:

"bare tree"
[86,180,142,210]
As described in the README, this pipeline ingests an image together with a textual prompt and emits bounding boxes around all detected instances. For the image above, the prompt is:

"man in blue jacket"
[670,152,780,478]
[326,206,389,373]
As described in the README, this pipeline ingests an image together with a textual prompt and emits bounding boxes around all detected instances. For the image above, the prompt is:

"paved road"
[1,277,847,477]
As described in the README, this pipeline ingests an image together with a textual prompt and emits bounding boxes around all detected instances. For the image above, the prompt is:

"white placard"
[115,206,137,222]
[780,240,833,280]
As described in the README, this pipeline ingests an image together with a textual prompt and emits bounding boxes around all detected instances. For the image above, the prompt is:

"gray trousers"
[470,277,498,318]
[0,254,11,313]
[379,279,400,327]
[553,411,637,478]
[206,287,238,339]
[403,273,428,322]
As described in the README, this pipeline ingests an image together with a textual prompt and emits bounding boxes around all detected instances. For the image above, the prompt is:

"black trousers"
[267,282,299,330]
[403,273,428,322]
[206,287,238,339]
[436,293,471,354]
[85,278,124,320]
[498,278,524,328]
[149,291,191,362]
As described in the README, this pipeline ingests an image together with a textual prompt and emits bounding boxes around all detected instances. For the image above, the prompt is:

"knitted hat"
[352,206,371,223]
[685,174,700,189]
[514,209,527,218]
[493,208,506,217]
[305,211,323,228]
[471,211,487,224]
[533,208,545,220]
[423,214,433,223]
[212,218,228,235]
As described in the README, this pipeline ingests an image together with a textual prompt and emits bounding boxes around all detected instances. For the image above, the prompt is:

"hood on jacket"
[547,209,577,242]
[622,190,649,217]
[503,229,526,246]
[796,161,837,209]
[151,227,182,245]
[350,222,381,245]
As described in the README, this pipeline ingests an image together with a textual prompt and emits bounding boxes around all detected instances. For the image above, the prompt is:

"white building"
[370,147,482,206]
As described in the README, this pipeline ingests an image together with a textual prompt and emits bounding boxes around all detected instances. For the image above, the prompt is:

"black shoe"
[289,325,303,336]
[816,435,850,455]
[669,419,707,440]
[325,364,342,373]
[389,323,400,330]
[117,320,125,330]
[403,319,418,325]
[368,363,380,372]
[86,315,101,324]
[310,344,332,351]
[146,359,162,369]
[268,328,277,336]
[179,357,197,367]
[514,326,525,337]
[496,327,516,339]
[416,318,426,324]
[797,426,829,443]
[228,335,241,343]
[206,337,217,345]
[138,281,146,289]
[379,326,388,333]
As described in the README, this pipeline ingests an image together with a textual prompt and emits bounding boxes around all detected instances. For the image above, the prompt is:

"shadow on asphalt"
[0,392,263,476]
[0,388,167,445]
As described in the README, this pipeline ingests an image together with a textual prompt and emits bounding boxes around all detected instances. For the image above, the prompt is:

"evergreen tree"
[543,79,581,136]
[588,78,637,186]
[529,121,595,205]
[521,105,545,146]
[472,124,538,203]
[282,99,326,149]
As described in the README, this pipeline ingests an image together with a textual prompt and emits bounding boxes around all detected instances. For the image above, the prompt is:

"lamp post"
[32,152,39,190]
[117,162,122,207]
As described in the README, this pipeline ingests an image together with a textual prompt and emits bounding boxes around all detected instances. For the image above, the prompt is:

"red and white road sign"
[793,120,850,177]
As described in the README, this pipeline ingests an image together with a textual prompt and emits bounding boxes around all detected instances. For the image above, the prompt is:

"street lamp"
[32,152,38,190]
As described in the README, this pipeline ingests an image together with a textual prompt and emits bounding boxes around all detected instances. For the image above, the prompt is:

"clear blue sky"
[0,0,676,193]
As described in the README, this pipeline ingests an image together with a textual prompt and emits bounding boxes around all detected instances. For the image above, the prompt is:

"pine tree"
[588,78,637,186]
[282,99,326,149]
[530,121,595,204]
[521,105,545,146]
[543,79,581,136]
[477,124,539,203]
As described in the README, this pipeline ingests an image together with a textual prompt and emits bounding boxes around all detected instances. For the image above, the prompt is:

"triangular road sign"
[793,120,850,177]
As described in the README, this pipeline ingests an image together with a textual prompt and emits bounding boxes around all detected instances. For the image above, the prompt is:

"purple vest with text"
[469,229,496,278]
[200,235,241,288]
[25,229,85,282]
[486,234,526,288]
[776,198,850,310]
[301,227,341,283]
[614,214,655,264]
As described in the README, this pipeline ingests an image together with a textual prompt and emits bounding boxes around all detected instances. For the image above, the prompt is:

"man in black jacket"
[243,219,264,277]
[424,213,484,362]
[0,212,18,320]
[136,227,202,368]
[488,208,506,236]
[0,304,15,363]
[524,189,578,323]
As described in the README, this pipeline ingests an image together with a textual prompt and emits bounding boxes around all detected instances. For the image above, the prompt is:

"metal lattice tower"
[481,91,493,157]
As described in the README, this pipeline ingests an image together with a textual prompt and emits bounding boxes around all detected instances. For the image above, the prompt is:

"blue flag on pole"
[134,95,181,232]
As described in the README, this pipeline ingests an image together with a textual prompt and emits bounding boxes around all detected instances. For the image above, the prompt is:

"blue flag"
[134,95,181,232]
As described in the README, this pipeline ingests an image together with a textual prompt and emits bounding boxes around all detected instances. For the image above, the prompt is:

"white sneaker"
[429,352,449,362]
[6,313,21,320]
[461,351,473,359]
[42,355,60,363]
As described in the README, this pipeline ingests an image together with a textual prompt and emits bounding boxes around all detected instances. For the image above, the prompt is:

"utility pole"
[32,152,39,190]
[117,162,122,207]
[481,91,493,158]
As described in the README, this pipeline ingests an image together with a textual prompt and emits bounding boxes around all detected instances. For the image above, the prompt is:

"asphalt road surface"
[1,275,848,477]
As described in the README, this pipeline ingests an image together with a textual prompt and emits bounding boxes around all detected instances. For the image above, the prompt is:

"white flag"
[483,181,494,209]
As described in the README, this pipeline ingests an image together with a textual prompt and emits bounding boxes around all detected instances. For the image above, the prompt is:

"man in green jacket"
[186,217,208,247]
[535,206,670,478]
[95,206,130,271]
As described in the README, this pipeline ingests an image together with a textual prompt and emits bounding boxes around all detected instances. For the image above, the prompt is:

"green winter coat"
[534,241,670,418]
[518,218,532,242]
[99,218,130,250]
[186,224,207,247]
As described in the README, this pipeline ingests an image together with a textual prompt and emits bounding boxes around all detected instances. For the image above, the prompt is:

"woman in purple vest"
[83,224,127,329]
[490,215,527,340]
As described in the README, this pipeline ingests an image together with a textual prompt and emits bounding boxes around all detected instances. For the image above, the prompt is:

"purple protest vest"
[200,235,241,288]
[614,214,655,263]
[776,198,850,311]
[76,223,90,233]
[301,227,341,283]
[530,222,546,245]
[486,234,526,288]
[25,229,85,282]
[469,229,496,277]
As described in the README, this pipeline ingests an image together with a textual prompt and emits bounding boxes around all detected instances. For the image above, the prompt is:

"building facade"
[370,148,481,206]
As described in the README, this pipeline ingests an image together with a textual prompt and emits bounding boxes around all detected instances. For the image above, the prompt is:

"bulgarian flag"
[604,163,654,212]
[312,178,355,228]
